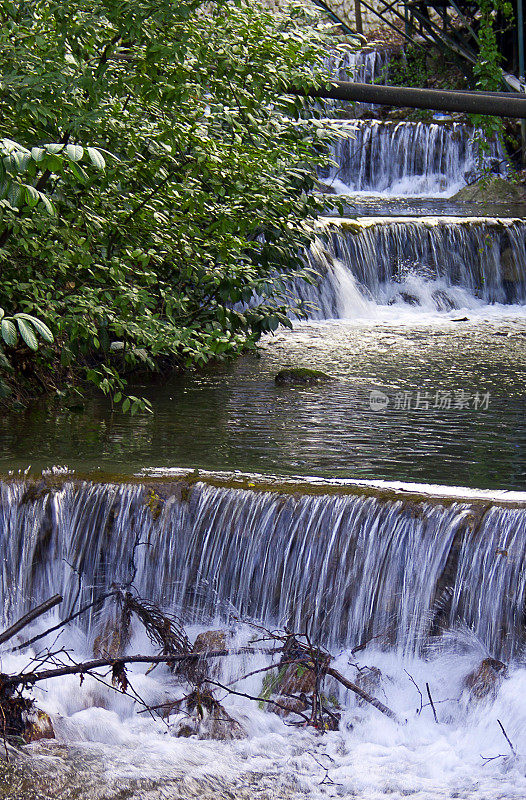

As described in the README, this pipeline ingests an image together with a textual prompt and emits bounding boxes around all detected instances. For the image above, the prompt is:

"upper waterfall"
[322,119,506,197]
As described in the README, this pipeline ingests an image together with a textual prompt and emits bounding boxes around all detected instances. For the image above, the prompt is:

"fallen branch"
[497,719,516,756]
[0,595,63,646]
[326,666,399,722]
[3,647,279,688]
[13,591,117,652]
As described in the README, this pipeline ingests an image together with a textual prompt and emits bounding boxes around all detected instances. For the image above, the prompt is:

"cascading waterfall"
[2,479,526,660]
[324,48,391,85]
[301,218,526,317]
[322,119,506,196]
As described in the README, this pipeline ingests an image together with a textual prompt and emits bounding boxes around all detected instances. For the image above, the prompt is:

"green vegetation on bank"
[0,0,340,412]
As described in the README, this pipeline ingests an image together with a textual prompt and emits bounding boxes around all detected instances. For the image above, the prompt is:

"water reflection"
[1,317,526,489]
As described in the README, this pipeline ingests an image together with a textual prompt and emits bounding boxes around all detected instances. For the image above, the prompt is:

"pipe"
[290,80,526,119]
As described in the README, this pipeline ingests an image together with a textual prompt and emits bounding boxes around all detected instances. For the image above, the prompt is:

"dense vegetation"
[0,0,338,412]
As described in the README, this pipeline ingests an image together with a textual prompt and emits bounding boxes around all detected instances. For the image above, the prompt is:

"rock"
[280,662,318,695]
[172,690,246,741]
[274,368,333,387]
[464,658,507,700]
[452,177,526,204]
[23,710,55,743]
[192,629,230,681]
[271,694,308,719]
[193,630,228,653]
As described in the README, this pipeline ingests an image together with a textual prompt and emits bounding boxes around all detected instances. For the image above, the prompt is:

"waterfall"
[302,218,526,317]
[2,479,526,659]
[324,48,391,85]
[322,119,506,196]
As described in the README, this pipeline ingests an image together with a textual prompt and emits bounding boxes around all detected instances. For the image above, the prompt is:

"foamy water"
[5,618,526,799]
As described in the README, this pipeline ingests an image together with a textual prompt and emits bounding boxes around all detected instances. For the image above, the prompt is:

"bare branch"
[0,596,63,646]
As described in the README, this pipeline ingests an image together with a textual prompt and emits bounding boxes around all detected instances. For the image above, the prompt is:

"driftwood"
[0,595,63,646]
[0,594,400,740]
[326,666,399,722]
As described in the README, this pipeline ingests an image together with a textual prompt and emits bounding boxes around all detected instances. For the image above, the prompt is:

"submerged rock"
[275,367,333,386]
[464,657,507,700]
[355,666,382,707]
[172,690,246,741]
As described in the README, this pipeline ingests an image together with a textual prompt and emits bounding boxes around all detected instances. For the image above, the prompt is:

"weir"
[2,478,526,660]
[302,217,526,317]
[323,119,505,196]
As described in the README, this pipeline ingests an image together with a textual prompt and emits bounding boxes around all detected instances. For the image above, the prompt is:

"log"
[0,595,63,646]
[289,81,526,120]
[326,666,400,722]
[3,647,279,688]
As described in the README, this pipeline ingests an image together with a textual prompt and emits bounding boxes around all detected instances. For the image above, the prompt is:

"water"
[3,478,526,658]
[304,217,526,316]
[2,44,526,800]
[3,477,526,798]
[322,120,506,197]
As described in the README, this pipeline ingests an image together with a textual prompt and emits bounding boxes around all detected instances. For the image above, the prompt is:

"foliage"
[0,0,340,411]
[388,46,429,90]
[470,0,513,159]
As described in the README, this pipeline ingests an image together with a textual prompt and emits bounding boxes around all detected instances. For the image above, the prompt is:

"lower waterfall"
[2,479,526,659]
[301,217,526,318]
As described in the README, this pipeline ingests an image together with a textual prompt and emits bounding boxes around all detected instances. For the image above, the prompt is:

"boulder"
[193,630,228,653]
[23,710,55,743]
[464,658,507,700]
[280,662,318,695]
[192,629,230,681]
[452,177,526,204]
[355,666,382,707]
[275,368,333,387]
[271,694,308,719]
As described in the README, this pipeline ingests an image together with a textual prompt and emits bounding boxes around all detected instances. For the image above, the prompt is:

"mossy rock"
[452,177,526,204]
[275,367,333,386]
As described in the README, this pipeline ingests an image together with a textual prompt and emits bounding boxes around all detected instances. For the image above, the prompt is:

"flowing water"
[323,120,506,197]
[2,45,526,800]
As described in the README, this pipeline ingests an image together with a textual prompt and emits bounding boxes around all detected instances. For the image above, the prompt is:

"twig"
[497,719,516,755]
[13,591,118,652]
[0,596,63,646]
[205,678,311,724]
[404,669,423,714]
[426,682,438,724]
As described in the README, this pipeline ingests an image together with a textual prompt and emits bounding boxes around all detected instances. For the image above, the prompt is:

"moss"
[452,177,526,204]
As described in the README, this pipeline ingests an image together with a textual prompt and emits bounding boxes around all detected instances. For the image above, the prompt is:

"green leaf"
[1,319,17,347]
[44,143,64,154]
[65,144,84,162]
[16,318,38,350]
[15,314,54,343]
[87,147,105,169]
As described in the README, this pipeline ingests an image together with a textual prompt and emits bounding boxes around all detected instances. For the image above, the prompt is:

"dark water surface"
[1,316,526,490]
